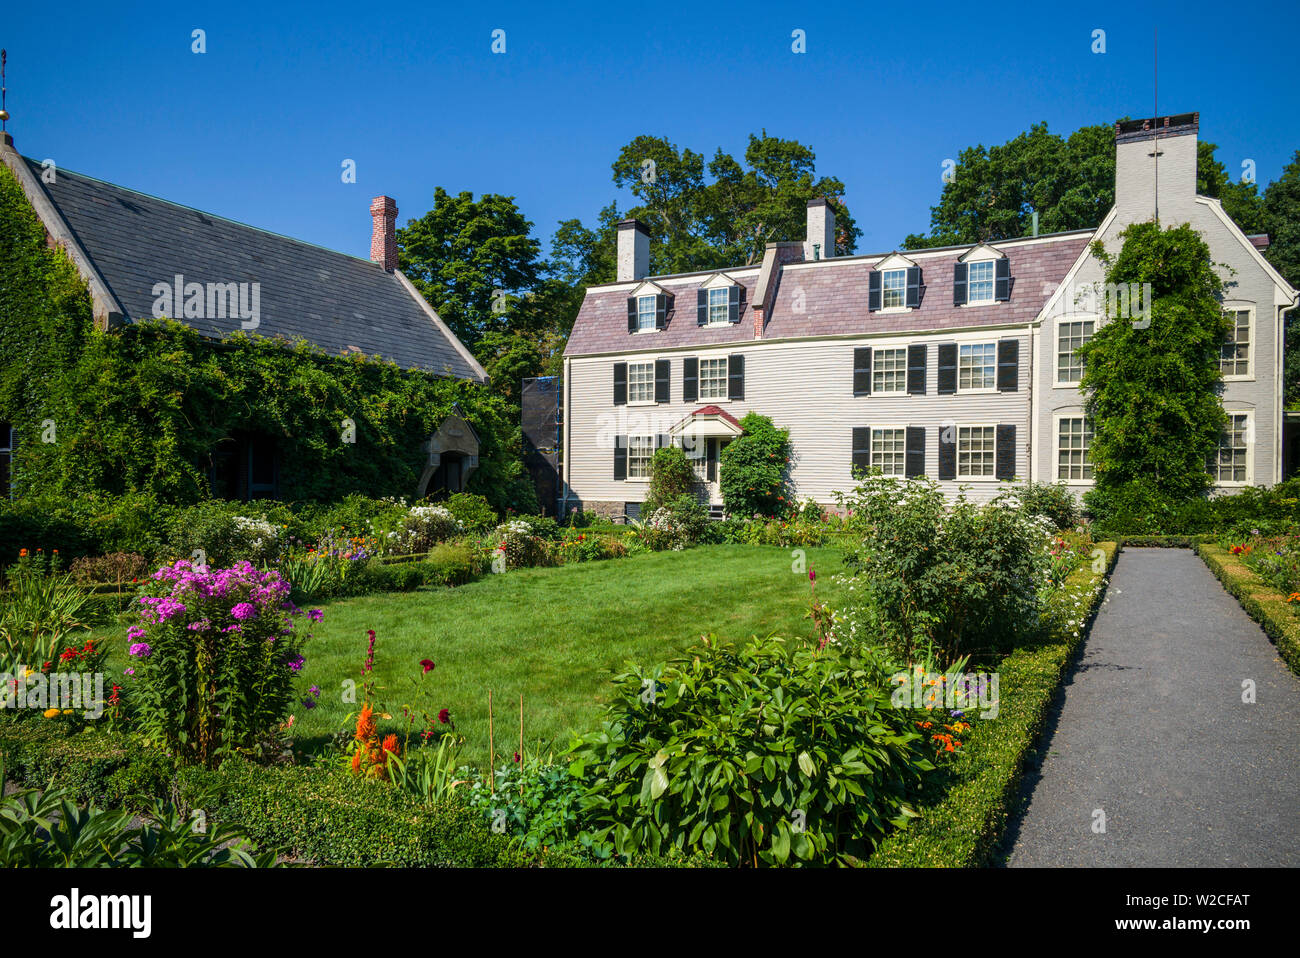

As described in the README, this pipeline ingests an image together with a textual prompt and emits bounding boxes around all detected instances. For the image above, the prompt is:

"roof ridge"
[22,155,384,269]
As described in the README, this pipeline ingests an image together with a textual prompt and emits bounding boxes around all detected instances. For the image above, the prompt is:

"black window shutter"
[995,424,1016,480]
[905,266,923,308]
[936,343,958,395]
[683,357,699,403]
[907,344,927,395]
[905,427,925,478]
[613,436,627,480]
[696,288,708,326]
[868,271,882,312]
[654,359,670,403]
[997,339,1019,392]
[627,297,638,333]
[655,294,669,329]
[728,285,741,323]
[853,347,873,396]
[728,354,745,400]
[613,362,627,405]
[656,433,670,449]
[852,427,871,476]
[938,426,956,480]
[995,258,1011,301]
[706,438,717,482]
[953,262,968,306]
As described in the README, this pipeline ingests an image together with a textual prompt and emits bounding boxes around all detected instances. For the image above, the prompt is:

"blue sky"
[5,0,1298,263]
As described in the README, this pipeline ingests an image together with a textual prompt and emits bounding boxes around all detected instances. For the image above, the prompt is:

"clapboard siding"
[566,328,1033,508]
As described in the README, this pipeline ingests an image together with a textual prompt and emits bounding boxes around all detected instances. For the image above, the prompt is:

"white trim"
[1211,409,1254,488]
[625,434,656,481]
[965,258,997,305]
[1052,412,1095,486]
[697,355,730,401]
[953,422,999,481]
[956,341,998,393]
[870,345,909,395]
[1195,198,1299,303]
[867,424,910,476]
[1053,315,1098,389]
[1219,302,1255,382]
[957,242,1007,264]
[879,267,909,310]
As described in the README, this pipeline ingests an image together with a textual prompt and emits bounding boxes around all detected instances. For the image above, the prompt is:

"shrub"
[555,530,628,564]
[0,552,93,674]
[836,475,1050,662]
[395,505,463,554]
[567,634,933,866]
[1014,482,1081,531]
[637,495,710,551]
[69,551,150,586]
[163,500,268,568]
[718,413,792,518]
[442,492,497,533]
[492,520,552,569]
[645,446,699,513]
[126,560,313,766]
[464,755,585,851]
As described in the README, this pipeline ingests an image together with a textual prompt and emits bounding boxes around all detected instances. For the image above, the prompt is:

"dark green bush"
[441,492,498,532]
[645,446,699,513]
[1015,482,1081,531]
[718,412,793,518]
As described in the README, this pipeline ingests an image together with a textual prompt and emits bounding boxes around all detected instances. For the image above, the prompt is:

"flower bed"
[1197,542,1300,677]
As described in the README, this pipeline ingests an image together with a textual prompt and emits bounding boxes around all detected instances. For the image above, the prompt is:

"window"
[1056,417,1093,481]
[699,357,728,400]
[958,343,996,391]
[708,287,730,325]
[684,436,709,481]
[871,428,907,476]
[628,436,654,479]
[967,260,995,303]
[871,347,907,393]
[956,426,996,478]
[1209,414,1250,484]
[636,295,657,332]
[1057,320,1094,385]
[881,269,907,309]
[1220,309,1251,377]
[627,361,655,403]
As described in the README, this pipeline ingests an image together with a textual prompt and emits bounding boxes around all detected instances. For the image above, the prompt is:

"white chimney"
[617,219,650,282]
[1113,112,1199,225]
[804,198,835,261]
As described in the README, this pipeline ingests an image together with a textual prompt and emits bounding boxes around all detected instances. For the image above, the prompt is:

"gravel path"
[1003,547,1300,867]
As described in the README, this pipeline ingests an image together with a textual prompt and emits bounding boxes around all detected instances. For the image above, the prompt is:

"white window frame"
[870,426,908,476]
[635,294,657,333]
[707,287,731,326]
[627,361,656,405]
[1210,410,1253,487]
[698,356,729,401]
[627,435,655,481]
[1219,305,1254,381]
[880,268,908,310]
[954,423,997,481]
[1053,414,1094,485]
[965,259,996,305]
[1054,317,1097,388]
[872,346,908,394]
[957,342,998,393]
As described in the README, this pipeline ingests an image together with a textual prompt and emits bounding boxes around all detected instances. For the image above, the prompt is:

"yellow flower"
[42,708,60,718]
[23,668,34,677]
[62,709,74,715]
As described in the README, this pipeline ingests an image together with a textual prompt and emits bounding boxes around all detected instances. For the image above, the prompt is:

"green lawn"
[101,545,846,769]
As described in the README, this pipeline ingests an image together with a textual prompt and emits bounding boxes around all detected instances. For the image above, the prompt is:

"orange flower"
[18,548,27,557]
[382,733,400,755]
[355,704,376,744]
[351,749,363,773]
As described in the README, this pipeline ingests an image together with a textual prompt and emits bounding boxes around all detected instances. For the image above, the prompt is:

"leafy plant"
[0,552,91,673]
[718,412,792,518]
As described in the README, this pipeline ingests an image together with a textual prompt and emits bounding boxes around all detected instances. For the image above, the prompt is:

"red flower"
[420,659,435,673]
[809,569,816,583]
[438,708,451,724]
[513,751,521,763]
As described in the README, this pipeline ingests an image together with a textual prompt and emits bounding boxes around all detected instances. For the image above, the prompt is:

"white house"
[560,113,1299,517]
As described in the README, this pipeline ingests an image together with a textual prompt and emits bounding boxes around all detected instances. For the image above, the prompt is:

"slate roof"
[22,157,482,380]
[564,232,1094,356]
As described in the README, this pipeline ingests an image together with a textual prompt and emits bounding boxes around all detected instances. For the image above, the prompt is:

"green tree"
[1261,152,1300,407]
[718,412,792,517]
[1077,222,1228,503]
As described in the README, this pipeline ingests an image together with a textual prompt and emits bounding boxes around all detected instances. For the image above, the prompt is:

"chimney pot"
[617,218,650,282]
[370,195,399,272]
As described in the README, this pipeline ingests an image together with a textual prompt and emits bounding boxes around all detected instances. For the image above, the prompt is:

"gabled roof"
[9,153,484,381]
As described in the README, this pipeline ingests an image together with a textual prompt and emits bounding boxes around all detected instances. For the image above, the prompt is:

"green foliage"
[1086,477,1300,535]
[567,634,932,866]
[442,492,498,533]
[718,412,792,518]
[1198,543,1300,678]
[1014,482,1082,531]
[0,553,92,673]
[464,754,587,852]
[645,445,698,513]
[836,476,1049,662]
[1078,222,1228,501]
[636,494,711,551]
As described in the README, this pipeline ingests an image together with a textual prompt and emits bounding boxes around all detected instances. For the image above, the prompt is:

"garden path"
[1003,547,1300,867]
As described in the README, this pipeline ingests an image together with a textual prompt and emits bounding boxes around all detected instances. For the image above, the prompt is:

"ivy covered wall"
[0,166,534,511]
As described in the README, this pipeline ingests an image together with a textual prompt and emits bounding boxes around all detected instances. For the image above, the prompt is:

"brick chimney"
[370,195,399,272]
[617,218,650,282]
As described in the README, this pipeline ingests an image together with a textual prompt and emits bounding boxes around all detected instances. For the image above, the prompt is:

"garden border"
[1196,542,1300,677]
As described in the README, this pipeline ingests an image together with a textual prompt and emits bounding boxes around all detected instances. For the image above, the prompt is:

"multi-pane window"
[628,436,654,479]
[708,287,729,325]
[872,347,907,393]
[956,426,996,478]
[699,357,728,399]
[1057,320,1094,384]
[627,362,655,403]
[1209,414,1250,484]
[684,436,709,481]
[1057,417,1093,482]
[637,295,657,331]
[881,269,907,309]
[958,343,996,390]
[968,260,995,303]
[1220,310,1251,377]
[871,428,907,475]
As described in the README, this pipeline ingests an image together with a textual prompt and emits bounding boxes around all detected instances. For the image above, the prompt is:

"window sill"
[955,387,1001,396]
[697,396,731,403]
[960,299,998,308]
[632,328,660,335]
[1052,381,1083,390]
[875,306,912,315]
[953,475,1001,482]
[1222,375,1255,383]
[627,400,659,407]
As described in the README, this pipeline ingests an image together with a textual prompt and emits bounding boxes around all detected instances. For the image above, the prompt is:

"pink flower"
[230,602,256,621]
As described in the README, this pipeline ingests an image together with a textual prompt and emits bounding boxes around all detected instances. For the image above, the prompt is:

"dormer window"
[868,255,922,312]
[626,284,671,333]
[953,246,1011,306]
[636,295,657,331]
[708,287,729,325]
[968,260,995,303]
[696,276,745,326]
[881,269,907,309]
